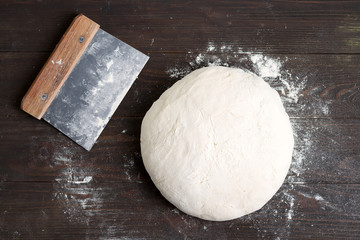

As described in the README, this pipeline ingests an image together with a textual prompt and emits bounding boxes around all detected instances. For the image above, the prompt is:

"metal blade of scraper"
[42,29,149,151]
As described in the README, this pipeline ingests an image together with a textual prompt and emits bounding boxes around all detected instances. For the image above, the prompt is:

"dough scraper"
[21,14,149,151]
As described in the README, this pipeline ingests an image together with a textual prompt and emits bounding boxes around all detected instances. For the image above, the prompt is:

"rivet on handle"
[41,94,47,101]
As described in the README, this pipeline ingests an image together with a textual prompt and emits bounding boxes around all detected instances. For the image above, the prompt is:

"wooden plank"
[1,1,360,53]
[0,182,359,239]
[1,52,360,119]
[1,117,360,184]
[1,1,360,239]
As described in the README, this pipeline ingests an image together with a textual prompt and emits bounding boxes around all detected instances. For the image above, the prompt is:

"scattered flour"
[250,54,281,78]
[195,53,205,65]
[284,191,295,221]
[207,41,216,52]
[166,42,308,105]
[56,176,93,184]
[314,194,324,201]
[166,66,190,79]
[27,140,142,238]
[298,190,342,212]
[50,145,104,225]
[122,153,136,181]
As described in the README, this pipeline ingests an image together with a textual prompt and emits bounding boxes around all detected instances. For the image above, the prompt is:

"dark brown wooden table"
[1,1,360,239]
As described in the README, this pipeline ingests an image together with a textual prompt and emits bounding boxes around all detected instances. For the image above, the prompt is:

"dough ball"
[140,66,293,221]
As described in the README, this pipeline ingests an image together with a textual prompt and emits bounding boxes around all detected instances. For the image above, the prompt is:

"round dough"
[140,66,293,221]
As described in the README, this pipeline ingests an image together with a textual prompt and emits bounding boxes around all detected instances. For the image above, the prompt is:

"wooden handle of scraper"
[21,14,100,119]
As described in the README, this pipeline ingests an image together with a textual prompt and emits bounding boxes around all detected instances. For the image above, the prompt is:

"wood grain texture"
[1,1,360,54]
[0,182,359,239]
[1,0,360,239]
[21,14,99,119]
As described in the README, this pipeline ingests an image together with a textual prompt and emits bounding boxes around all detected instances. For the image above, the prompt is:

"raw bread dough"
[140,66,293,221]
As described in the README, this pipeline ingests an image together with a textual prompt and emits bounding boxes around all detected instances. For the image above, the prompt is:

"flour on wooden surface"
[207,41,216,52]
[284,192,295,221]
[297,188,342,212]
[250,54,281,78]
[45,144,145,238]
[122,153,136,181]
[166,42,308,105]
[166,66,190,79]
[51,146,103,225]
